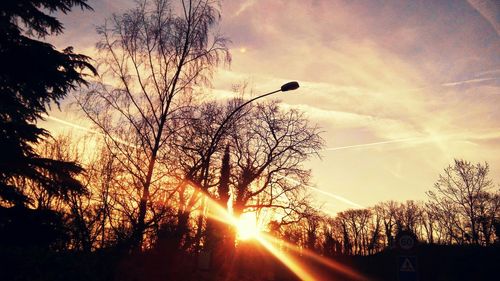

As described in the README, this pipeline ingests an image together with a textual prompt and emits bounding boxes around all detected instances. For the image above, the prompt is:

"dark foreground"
[2,243,498,281]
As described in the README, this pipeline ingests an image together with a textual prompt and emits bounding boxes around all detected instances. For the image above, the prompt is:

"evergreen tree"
[0,0,96,206]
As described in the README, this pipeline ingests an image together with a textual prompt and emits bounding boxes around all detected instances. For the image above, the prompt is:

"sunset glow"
[3,1,499,280]
[198,188,369,281]
[45,0,500,214]
[235,212,260,240]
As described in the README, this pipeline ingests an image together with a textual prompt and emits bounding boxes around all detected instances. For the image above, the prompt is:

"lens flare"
[267,233,371,281]
[236,212,260,240]
[196,190,371,281]
[256,235,318,281]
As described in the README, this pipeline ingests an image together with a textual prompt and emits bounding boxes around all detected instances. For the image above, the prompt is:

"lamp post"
[211,81,299,145]
[199,81,300,186]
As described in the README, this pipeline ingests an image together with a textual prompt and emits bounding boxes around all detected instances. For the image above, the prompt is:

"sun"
[236,212,260,240]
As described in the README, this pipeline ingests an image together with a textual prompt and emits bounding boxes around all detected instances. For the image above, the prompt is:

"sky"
[44,0,500,214]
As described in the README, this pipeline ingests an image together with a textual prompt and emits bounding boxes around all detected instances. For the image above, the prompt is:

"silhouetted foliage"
[0,205,68,249]
[78,0,230,250]
[427,159,499,245]
[0,0,95,206]
[1,2,499,281]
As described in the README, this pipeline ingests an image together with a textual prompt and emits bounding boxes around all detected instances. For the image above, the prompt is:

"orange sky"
[44,0,500,214]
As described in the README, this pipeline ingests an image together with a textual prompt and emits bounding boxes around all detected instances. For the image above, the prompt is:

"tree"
[421,204,439,244]
[394,200,423,235]
[229,101,324,222]
[427,159,498,245]
[169,100,232,249]
[374,201,397,247]
[320,216,342,257]
[367,206,382,254]
[304,208,322,251]
[168,94,324,253]
[79,0,230,249]
[0,0,95,207]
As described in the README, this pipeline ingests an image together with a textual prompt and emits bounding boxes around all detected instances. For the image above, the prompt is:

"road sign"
[398,234,415,250]
[395,230,417,252]
[398,255,418,281]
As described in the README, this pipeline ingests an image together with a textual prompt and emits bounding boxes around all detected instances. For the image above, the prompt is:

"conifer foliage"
[0,0,96,206]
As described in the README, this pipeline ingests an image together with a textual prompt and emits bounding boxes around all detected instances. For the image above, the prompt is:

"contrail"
[323,137,419,152]
[281,175,364,208]
[441,77,497,87]
[308,186,364,208]
[43,114,99,134]
[42,114,138,148]
[323,131,500,153]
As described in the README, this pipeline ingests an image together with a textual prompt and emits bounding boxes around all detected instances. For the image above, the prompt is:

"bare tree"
[80,145,126,249]
[304,208,322,251]
[78,0,229,249]
[421,205,439,244]
[229,101,324,222]
[427,159,496,245]
[395,200,423,234]
[374,201,398,247]
[168,100,235,249]
[320,216,342,257]
[367,206,383,254]
[170,98,323,250]
[473,190,500,245]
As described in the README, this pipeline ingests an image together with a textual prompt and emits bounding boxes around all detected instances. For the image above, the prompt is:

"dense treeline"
[7,133,500,254]
[276,160,499,256]
[279,176,499,257]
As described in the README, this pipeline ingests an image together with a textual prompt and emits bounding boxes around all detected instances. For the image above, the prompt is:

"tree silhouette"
[0,0,95,207]
[79,0,230,250]
[0,0,96,251]
[228,101,323,237]
[427,159,498,245]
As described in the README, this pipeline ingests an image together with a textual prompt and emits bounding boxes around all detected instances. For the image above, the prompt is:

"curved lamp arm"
[210,81,300,154]
[199,81,300,186]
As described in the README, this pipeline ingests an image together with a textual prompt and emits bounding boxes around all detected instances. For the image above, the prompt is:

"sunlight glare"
[256,235,318,281]
[236,212,259,240]
[196,188,369,281]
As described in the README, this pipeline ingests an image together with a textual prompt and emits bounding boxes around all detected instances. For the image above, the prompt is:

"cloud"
[234,0,258,16]
[467,0,500,36]
[45,0,500,212]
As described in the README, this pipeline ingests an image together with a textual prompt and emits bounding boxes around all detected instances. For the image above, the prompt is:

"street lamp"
[211,81,300,149]
[280,81,300,92]
[199,81,300,183]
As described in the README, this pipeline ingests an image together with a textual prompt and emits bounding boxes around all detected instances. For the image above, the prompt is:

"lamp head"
[280,81,300,92]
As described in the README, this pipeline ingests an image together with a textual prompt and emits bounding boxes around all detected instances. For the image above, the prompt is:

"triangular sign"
[400,258,415,272]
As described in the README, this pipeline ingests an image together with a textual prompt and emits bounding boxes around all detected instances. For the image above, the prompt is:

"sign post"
[398,255,417,281]
[395,230,418,281]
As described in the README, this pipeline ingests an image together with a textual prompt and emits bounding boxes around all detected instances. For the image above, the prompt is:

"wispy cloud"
[467,0,500,36]
[234,0,258,16]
